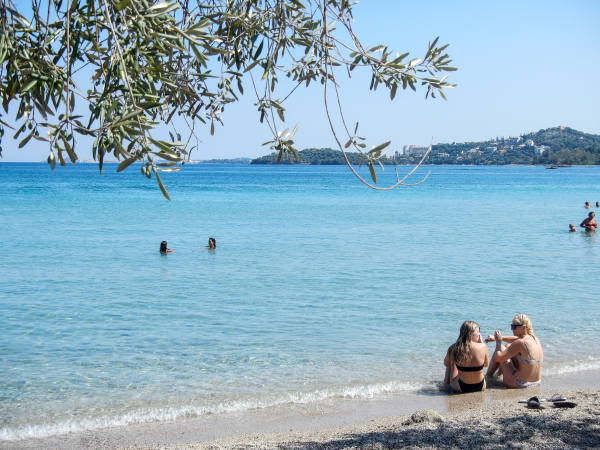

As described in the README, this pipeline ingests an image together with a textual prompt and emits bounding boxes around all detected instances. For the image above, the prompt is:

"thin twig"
[101,0,148,149]
[320,0,429,190]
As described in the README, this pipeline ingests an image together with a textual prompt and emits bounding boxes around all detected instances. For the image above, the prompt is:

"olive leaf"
[1,0,456,198]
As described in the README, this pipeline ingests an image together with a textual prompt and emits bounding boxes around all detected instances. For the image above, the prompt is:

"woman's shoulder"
[512,337,527,347]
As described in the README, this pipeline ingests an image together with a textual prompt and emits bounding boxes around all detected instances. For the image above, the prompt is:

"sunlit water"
[1,163,599,440]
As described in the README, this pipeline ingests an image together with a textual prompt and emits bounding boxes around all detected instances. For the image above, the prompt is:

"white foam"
[0,380,430,442]
[544,356,600,376]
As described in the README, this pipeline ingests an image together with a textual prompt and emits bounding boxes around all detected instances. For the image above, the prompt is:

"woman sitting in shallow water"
[485,314,543,389]
[444,321,489,393]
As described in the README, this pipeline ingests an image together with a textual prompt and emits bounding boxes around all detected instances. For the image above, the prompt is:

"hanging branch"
[0,0,457,199]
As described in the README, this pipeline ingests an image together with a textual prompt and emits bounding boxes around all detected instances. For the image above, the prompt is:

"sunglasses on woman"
[510,323,523,330]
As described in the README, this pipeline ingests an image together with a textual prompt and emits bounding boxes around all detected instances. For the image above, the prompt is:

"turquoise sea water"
[1,163,599,441]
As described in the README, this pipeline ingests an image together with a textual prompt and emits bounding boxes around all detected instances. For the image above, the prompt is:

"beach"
[2,164,600,447]
[3,370,599,449]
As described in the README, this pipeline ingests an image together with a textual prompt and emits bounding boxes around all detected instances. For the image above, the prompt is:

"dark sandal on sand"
[553,402,577,408]
[526,397,542,408]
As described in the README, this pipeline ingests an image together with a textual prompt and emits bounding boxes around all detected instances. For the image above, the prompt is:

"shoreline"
[3,162,600,167]
[3,368,600,450]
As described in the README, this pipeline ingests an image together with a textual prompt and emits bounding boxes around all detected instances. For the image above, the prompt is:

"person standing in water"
[585,202,591,209]
[207,238,217,250]
[580,212,597,231]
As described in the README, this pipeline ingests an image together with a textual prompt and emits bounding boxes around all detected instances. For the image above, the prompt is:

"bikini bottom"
[514,372,541,388]
[458,378,484,393]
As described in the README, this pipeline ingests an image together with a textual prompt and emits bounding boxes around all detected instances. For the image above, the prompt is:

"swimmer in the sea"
[160,241,173,253]
[585,202,591,209]
[207,237,217,250]
[569,223,577,232]
[580,212,597,231]
[596,202,600,208]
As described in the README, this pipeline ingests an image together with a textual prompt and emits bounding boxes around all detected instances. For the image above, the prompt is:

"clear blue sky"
[4,0,600,161]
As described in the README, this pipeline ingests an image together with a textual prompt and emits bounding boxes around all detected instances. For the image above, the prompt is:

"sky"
[3,0,600,162]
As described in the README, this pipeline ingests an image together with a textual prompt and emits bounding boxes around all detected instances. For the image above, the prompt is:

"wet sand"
[3,370,600,450]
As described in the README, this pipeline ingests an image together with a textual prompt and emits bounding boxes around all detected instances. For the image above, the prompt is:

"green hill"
[250,127,600,165]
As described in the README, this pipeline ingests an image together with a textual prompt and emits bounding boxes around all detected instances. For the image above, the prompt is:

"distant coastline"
[251,126,600,166]
[57,126,600,166]
[75,157,253,165]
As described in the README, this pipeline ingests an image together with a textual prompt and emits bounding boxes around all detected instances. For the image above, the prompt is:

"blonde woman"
[443,321,489,393]
[485,314,543,388]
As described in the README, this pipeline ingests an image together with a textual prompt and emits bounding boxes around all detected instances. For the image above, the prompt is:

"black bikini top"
[456,364,484,372]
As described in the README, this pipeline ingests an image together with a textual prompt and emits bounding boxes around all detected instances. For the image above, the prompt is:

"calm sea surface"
[1,163,599,440]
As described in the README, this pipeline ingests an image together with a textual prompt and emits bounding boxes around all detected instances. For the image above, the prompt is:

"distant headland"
[251,126,600,166]
[73,126,600,166]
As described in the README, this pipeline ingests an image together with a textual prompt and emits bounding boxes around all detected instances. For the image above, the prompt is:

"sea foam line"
[0,379,431,442]
[544,356,600,376]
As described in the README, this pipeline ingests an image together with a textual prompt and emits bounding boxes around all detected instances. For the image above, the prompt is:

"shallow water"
[1,163,599,440]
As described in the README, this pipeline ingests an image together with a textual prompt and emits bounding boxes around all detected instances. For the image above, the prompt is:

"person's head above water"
[208,237,216,249]
[160,241,172,253]
[512,314,534,336]
[590,212,596,219]
[450,321,480,365]
[585,202,591,208]
[597,202,600,207]
[569,223,577,232]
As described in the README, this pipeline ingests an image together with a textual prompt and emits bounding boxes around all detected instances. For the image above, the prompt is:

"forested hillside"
[251,127,600,165]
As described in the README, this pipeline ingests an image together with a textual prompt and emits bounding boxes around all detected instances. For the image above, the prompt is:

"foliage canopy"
[0,0,456,198]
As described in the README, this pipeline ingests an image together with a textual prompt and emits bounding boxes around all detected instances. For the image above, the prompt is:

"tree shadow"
[275,413,600,449]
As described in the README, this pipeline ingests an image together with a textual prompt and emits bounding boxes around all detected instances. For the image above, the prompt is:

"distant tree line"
[190,157,252,164]
[251,127,600,165]
[251,148,397,165]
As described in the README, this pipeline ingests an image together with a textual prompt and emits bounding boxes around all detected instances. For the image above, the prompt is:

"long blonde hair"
[513,314,534,336]
[450,321,479,365]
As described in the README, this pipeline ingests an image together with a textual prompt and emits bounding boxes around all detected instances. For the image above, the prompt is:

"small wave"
[0,380,430,442]
[544,357,600,376]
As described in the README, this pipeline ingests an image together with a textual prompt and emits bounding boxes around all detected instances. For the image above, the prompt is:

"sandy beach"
[4,370,599,450]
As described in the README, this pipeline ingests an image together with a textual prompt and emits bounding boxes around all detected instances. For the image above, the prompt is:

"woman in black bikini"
[444,321,489,393]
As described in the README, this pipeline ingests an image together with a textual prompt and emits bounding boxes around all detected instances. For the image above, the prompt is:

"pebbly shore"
[4,370,600,450]
[126,389,600,450]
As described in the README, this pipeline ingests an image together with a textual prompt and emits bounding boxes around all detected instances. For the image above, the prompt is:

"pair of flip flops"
[519,397,577,408]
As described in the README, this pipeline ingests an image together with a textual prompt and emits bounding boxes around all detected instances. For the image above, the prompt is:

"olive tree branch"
[320,0,430,190]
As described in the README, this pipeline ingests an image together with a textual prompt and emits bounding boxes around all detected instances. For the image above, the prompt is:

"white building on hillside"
[403,145,429,156]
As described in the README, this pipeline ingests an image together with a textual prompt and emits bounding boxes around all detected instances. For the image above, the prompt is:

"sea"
[1,163,599,441]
